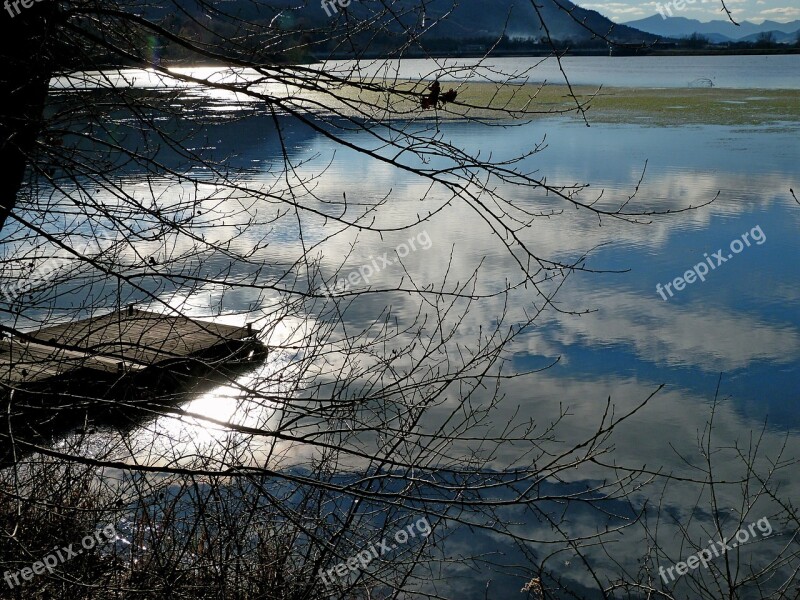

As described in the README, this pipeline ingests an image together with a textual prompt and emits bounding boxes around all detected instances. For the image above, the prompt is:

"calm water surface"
[22,58,800,597]
[323,55,800,88]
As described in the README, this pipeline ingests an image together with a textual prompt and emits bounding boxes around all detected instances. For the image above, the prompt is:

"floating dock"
[0,308,265,463]
[0,307,263,390]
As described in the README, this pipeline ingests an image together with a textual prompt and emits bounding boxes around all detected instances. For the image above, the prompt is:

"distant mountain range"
[348,0,659,43]
[136,0,799,61]
[623,16,800,43]
[152,0,658,44]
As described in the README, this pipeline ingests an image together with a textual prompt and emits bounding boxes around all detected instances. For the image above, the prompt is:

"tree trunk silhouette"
[0,3,57,231]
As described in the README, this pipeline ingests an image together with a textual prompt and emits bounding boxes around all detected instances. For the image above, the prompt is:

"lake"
[54,54,800,91]
[320,54,800,88]
[21,56,800,598]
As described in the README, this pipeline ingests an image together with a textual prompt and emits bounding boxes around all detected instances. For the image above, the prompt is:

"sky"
[573,0,800,23]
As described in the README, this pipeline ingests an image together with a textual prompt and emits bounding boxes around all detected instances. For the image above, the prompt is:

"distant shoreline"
[81,47,799,72]
[317,47,800,60]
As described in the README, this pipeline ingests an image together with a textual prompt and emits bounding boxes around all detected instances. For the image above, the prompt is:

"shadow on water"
[0,339,268,467]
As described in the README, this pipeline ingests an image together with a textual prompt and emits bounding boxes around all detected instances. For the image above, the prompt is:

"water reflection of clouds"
[45,114,800,407]
[118,313,308,469]
[30,71,800,598]
[539,287,800,372]
[261,121,799,257]
[362,357,800,598]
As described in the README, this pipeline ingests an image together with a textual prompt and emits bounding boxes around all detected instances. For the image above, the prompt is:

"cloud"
[575,1,649,19]
[760,6,800,17]
[581,1,632,6]
[580,2,648,15]
[543,287,800,372]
